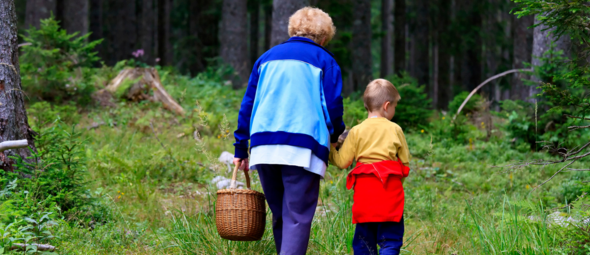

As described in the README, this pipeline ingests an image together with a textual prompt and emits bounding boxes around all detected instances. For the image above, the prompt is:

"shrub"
[342,96,366,128]
[388,73,433,129]
[20,17,102,105]
[448,91,484,116]
[1,123,111,227]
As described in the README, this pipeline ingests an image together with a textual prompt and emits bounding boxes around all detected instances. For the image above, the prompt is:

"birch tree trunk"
[270,0,308,47]
[220,0,249,88]
[0,0,37,171]
[352,0,373,91]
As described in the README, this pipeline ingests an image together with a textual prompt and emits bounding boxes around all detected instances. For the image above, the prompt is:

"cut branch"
[11,243,56,251]
[532,159,577,192]
[565,114,590,121]
[569,124,590,131]
[0,140,28,152]
[452,68,533,122]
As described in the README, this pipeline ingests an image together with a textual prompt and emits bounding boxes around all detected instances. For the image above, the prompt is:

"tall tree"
[62,0,89,35]
[25,0,56,28]
[393,0,406,75]
[157,0,172,65]
[249,0,260,65]
[264,1,272,50]
[436,0,451,109]
[187,0,205,73]
[463,1,482,91]
[139,0,156,65]
[512,15,534,100]
[105,0,137,65]
[0,0,37,171]
[381,0,393,77]
[530,15,572,101]
[414,0,430,89]
[270,0,309,47]
[220,0,249,88]
[352,0,372,91]
[89,0,103,59]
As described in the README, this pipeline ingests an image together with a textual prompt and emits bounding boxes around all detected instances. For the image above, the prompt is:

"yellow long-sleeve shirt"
[329,117,410,169]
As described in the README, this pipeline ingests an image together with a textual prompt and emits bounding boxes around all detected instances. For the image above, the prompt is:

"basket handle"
[230,164,251,189]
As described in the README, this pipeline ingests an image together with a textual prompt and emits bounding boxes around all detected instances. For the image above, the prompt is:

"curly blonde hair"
[288,7,336,45]
[363,79,401,112]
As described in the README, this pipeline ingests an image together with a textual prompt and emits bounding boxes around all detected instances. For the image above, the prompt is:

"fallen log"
[0,140,28,152]
[105,67,185,115]
[10,243,56,252]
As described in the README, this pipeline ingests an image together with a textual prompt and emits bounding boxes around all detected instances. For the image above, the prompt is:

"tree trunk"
[381,0,392,77]
[530,15,572,101]
[220,0,249,88]
[250,0,260,65]
[414,0,429,88]
[25,0,56,29]
[437,0,451,110]
[458,0,482,91]
[0,0,37,171]
[270,0,309,47]
[157,0,172,65]
[188,0,205,74]
[264,2,272,51]
[139,0,156,65]
[512,15,533,101]
[393,0,406,75]
[62,0,89,36]
[352,0,373,91]
[106,0,136,65]
[89,0,103,59]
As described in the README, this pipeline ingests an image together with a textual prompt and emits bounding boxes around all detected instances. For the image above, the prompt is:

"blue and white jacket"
[233,37,346,165]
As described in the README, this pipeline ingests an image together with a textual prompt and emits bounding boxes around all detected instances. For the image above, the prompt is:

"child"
[330,79,410,255]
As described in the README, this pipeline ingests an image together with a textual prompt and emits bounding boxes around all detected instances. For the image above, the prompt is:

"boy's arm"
[323,65,346,143]
[396,126,411,166]
[233,65,260,159]
[329,129,356,169]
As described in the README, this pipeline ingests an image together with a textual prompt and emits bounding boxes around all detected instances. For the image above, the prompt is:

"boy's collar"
[282,37,335,57]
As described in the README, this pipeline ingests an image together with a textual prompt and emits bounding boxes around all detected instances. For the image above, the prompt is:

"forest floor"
[29,73,587,254]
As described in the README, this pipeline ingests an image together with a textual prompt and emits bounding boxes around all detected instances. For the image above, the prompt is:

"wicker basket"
[216,165,266,241]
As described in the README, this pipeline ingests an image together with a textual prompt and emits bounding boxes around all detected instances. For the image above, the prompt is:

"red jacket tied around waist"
[347,160,409,224]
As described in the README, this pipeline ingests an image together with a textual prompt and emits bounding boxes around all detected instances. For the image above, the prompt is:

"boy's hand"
[233,158,249,171]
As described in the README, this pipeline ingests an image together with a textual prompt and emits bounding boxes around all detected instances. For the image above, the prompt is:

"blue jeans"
[256,165,320,255]
[353,219,404,255]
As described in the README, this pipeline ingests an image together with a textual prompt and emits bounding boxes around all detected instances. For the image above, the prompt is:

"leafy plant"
[389,73,433,129]
[20,17,102,105]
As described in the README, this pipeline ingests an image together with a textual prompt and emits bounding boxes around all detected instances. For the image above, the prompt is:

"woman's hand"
[233,158,249,171]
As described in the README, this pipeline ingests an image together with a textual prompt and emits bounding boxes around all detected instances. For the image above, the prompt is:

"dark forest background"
[16,0,546,110]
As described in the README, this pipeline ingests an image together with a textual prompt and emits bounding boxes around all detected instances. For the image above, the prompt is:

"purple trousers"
[256,165,320,255]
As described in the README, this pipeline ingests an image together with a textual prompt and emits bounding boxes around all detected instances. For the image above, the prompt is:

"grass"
[18,72,588,254]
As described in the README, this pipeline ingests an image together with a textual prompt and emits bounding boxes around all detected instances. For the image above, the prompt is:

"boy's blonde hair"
[288,7,336,45]
[363,79,401,112]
